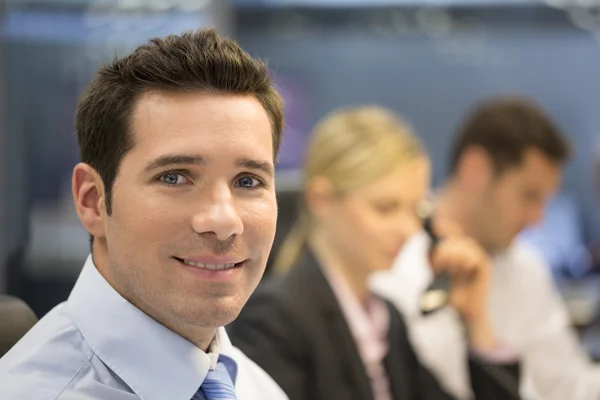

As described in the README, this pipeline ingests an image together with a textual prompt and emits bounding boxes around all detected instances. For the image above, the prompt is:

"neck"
[170,326,217,353]
[91,241,216,352]
[309,229,370,302]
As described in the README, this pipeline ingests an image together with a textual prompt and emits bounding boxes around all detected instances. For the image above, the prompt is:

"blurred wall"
[0,1,229,304]
[235,6,600,240]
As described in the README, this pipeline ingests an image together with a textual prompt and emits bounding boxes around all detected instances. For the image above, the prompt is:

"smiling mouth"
[173,257,243,271]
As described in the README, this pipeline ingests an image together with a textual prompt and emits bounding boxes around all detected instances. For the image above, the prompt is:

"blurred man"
[0,28,288,400]
[372,96,600,400]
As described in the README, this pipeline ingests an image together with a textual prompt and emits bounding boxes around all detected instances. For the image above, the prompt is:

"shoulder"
[230,272,311,342]
[229,258,323,352]
[244,256,324,318]
[238,275,293,322]
[0,304,95,400]
[491,242,569,325]
[381,298,410,336]
[495,241,555,287]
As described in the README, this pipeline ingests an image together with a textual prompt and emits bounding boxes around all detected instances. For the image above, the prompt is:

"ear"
[304,176,336,221]
[455,146,494,190]
[72,163,107,239]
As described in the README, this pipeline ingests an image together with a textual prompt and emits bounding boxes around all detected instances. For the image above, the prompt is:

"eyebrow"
[143,154,274,177]
[237,158,275,178]
[143,154,207,173]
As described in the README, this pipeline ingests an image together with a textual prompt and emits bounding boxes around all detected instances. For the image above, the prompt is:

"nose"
[191,183,244,241]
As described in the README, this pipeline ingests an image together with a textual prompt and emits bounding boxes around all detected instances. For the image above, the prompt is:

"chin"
[175,295,245,328]
[178,307,241,329]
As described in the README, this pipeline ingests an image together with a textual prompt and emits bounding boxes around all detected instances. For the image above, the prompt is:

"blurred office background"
[1,0,600,358]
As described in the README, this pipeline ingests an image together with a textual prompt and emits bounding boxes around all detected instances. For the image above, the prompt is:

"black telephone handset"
[419,217,451,316]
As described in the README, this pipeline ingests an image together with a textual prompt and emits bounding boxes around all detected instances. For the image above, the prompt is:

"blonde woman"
[228,107,522,400]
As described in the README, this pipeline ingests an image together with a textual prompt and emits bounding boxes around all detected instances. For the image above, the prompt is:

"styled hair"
[273,106,424,273]
[76,28,284,218]
[449,96,570,175]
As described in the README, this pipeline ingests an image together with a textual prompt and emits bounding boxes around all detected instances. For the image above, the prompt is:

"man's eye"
[159,173,189,185]
[236,175,263,189]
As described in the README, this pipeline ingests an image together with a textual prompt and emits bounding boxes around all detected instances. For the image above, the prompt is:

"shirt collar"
[67,255,237,400]
[206,334,238,382]
[321,263,390,362]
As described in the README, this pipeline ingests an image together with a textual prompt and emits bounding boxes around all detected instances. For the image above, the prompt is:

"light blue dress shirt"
[0,255,288,400]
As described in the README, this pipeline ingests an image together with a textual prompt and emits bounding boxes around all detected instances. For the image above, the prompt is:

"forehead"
[350,158,431,201]
[127,90,273,166]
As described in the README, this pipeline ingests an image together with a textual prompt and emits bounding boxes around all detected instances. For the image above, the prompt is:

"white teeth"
[182,260,236,270]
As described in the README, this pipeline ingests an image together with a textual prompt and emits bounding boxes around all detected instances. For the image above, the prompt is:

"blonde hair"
[273,106,425,273]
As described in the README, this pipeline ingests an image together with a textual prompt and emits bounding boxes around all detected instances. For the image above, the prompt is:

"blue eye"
[236,176,262,189]
[159,173,189,185]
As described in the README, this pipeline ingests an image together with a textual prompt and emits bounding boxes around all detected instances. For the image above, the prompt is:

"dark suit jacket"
[0,295,37,358]
[228,250,521,400]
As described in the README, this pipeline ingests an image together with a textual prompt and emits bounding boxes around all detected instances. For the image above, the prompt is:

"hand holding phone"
[419,217,451,315]
[419,217,492,324]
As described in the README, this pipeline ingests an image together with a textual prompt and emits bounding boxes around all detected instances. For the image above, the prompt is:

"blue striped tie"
[194,360,238,400]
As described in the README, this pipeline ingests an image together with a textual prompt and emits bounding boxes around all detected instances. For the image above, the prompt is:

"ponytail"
[272,206,311,274]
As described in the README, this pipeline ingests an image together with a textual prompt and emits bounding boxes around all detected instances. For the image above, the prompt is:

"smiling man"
[0,29,288,400]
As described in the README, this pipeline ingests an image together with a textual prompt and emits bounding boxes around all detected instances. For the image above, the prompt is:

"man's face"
[100,91,277,331]
[473,148,561,252]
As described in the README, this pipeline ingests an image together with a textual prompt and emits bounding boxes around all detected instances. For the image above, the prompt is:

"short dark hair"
[76,28,284,216]
[449,96,571,175]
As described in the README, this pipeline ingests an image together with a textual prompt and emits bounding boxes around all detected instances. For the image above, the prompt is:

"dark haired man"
[0,28,288,400]
[373,97,600,399]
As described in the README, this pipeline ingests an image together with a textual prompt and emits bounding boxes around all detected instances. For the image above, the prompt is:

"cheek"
[240,197,278,249]
[493,194,523,235]
[358,215,386,241]
[502,195,524,223]
[488,187,510,217]
[336,212,381,254]
[109,189,187,246]
[350,216,398,271]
